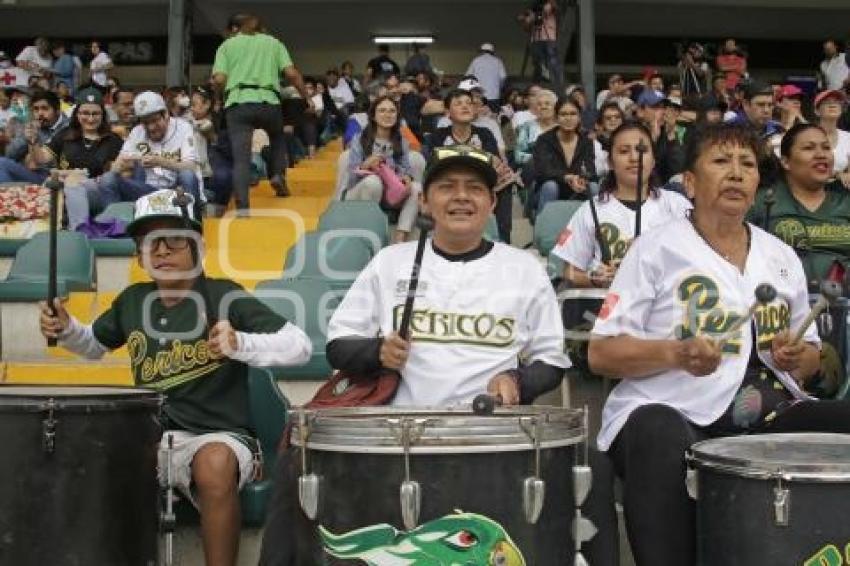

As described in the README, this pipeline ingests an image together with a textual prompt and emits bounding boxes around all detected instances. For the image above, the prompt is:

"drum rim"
[0,385,163,411]
[688,433,850,482]
[291,406,586,452]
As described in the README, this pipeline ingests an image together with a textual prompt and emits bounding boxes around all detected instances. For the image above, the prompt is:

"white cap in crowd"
[480,43,495,53]
[133,91,167,118]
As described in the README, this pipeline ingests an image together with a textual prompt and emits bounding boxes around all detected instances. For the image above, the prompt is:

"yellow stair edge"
[3,361,133,385]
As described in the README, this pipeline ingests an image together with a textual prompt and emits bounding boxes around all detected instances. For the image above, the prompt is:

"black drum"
[561,288,606,375]
[808,294,850,399]
[688,433,850,566]
[0,386,162,566]
[290,406,591,565]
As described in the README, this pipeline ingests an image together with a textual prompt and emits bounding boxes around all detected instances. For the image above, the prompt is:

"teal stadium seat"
[534,201,582,281]
[483,214,500,242]
[255,277,341,380]
[96,201,136,225]
[283,231,372,291]
[317,200,389,253]
[0,232,95,300]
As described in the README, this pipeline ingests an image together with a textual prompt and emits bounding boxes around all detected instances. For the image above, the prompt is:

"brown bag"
[303,369,400,409]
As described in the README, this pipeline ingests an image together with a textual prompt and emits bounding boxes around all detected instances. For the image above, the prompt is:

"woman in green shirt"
[749,122,850,290]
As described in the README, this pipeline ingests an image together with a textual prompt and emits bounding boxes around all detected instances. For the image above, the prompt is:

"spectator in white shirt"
[465,43,506,109]
[819,39,849,91]
[326,68,355,114]
[89,41,113,89]
[15,37,53,86]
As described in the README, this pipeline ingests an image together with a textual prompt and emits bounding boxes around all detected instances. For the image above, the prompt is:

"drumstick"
[398,214,433,340]
[715,283,777,345]
[472,393,503,416]
[634,140,648,239]
[45,172,62,347]
[793,280,842,343]
[580,164,610,264]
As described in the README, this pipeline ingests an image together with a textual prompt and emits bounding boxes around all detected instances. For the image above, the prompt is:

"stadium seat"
[484,214,500,242]
[0,231,96,298]
[282,231,372,290]
[96,202,136,225]
[255,277,341,380]
[534,200,583,256]
[317,200,389,252]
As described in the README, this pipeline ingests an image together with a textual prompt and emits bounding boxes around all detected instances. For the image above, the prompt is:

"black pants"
[608,400,850,566]
[225,102,287,210]
[494,184,514,244]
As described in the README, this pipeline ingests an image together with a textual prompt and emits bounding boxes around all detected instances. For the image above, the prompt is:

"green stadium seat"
[0,238,28,258]
[0,232,95,298]
[283,231,372,291]
[534,200,583,256]
[89,238,136,257]
[317,200,389,253]
[241,367,291,526]
[255,277,342,380]
[96,202,135,225]
[484,214,500,242]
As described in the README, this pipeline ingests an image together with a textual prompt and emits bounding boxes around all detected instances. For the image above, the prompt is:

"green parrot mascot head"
[319,511,526,565]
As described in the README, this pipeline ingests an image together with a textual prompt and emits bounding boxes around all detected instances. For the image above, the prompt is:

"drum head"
[0,385,161,411]
[292,406,585,454]
[690,433,850,481]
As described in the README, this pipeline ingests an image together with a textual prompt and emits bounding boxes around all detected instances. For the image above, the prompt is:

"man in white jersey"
[98,91,203,219]
[326,144,569,406]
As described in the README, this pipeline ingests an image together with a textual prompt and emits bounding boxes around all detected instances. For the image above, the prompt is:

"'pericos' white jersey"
[327,240,570,407]
[592,218,819,451]
[551,188,692,271]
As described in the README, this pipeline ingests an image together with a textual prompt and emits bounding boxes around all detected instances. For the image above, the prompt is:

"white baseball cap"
[480,43,495,53]
[133,91,167,118]
[458,77,483,92]
[126,189,201,237]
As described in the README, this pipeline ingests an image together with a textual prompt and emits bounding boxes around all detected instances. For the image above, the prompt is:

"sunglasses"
[136,235,191,252]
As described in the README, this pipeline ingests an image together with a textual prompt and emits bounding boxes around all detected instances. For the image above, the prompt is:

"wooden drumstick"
[793,280,842,343]
[716,283,777,345]
[634,140,649,238]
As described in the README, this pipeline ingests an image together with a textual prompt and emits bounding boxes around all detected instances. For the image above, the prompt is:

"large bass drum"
[688,433,850,566]
[0,386,162,566]
[289,406,590,565]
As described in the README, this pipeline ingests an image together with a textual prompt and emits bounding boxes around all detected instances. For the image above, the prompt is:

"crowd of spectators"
[0,30,848,254]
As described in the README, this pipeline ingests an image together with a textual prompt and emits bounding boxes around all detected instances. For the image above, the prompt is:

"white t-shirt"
[120,117,199,191]
[90,52,112,87]
[832,129,850,175]
[327,241,570,407]
[551,189,693,270]
[15,46,52,84]
[328,81,354,109]
[511,109,536,130]
[592,219,819,450]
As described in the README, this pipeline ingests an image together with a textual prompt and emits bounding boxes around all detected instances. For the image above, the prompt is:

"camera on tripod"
[530,0,546,25]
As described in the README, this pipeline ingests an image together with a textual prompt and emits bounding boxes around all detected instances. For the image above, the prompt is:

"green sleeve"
[278,40,292,70]
[92,291,129,350]
[221,281,287,334]
[212,42,229,76]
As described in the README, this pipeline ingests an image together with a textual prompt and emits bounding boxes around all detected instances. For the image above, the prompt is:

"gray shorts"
[157,430,258,507]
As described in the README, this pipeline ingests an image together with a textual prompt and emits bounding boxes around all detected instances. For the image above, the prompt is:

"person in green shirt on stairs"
[212,12,312,213]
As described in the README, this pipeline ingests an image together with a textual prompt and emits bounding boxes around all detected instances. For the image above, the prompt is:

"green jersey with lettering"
[92,278,286,436]
[550,189,692,271]
[749,180,850,288]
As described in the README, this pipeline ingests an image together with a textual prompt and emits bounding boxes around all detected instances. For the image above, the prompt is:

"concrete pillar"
[166,0,192,87]
[578,0,596,103]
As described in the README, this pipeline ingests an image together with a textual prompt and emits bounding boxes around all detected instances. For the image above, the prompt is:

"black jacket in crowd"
[532,128,597,199]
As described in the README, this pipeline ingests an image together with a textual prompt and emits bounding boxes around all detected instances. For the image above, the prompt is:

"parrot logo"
[319,511,525,565]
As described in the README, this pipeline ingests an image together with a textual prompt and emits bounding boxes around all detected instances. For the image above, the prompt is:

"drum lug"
[399,479,421,531]
[773,478,790,527]
[572,510,598,545]
[686,468,698,500]
[41,398,57,454]
[573,465,593,506]
[522,476,545,524]
[298,473,321,521]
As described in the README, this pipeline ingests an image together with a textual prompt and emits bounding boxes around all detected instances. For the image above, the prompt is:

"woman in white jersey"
[551,121,692,288]
[588,123,850,565]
